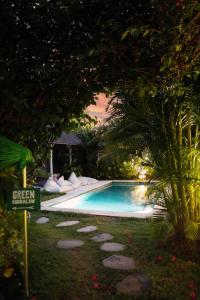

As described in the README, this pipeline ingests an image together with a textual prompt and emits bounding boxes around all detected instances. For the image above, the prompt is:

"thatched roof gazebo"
[50,132,82,177]
[54,132,82,146]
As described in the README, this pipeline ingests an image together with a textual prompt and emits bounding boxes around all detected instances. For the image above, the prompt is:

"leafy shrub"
[63,163,83,177]
[32,166,49,180]
[97,157,139,179]
[0,170,23,295]
[0,208,23,274]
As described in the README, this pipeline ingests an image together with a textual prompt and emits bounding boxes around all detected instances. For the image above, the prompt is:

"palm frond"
[0,135,34,170]
[185,221,200,241]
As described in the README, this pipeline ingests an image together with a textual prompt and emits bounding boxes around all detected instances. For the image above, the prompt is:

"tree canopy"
[0,0,199,157]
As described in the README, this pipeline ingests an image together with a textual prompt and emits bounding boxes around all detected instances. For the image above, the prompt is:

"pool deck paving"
[41,180,162,218]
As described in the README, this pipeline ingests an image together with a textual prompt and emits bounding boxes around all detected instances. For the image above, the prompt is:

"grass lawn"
[40,191,65,202]
[29,211,200,300]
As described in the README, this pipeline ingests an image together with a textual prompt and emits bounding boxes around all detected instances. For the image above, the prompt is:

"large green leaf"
[0,136,34,170]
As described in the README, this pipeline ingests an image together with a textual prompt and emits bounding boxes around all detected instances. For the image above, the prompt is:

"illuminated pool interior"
[53,183,154,213]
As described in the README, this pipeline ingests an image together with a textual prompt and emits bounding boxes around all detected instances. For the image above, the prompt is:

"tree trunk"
[176,116,189,224]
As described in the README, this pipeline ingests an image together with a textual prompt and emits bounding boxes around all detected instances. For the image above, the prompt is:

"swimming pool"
[51,182,155,217]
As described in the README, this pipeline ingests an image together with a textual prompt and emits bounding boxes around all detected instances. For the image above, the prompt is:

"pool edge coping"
[41,180,161,218]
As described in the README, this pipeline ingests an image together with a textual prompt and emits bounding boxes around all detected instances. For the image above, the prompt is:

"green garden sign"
[7,188,41,211]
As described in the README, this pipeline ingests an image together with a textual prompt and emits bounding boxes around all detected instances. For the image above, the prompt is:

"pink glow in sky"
[86,93,110,123]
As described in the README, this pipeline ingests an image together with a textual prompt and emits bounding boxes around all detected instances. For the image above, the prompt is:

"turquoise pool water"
[55,183,153,213]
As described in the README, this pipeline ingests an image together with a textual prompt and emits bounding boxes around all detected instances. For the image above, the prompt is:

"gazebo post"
[69,145,72,166]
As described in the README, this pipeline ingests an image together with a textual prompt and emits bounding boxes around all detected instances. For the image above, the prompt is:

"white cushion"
[44,177,60,193]
[57,176,73,187]
[78,176,98,185]
[68,172,81,185]
[59,185,73,193]
[72,182,81,189]
[87,177,98,184]
[78,176,90,185]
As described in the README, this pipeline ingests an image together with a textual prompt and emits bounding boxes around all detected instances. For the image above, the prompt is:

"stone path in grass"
[91,229,151,295]
[100,242,126,252]
[36,216,151,296]
[116,273,151,295]
[56,220,80,227]
[103,255,135,270]
[91,233,114,242]
[77,225,97,233]
[36,217,49,224]
[56,240,84,249]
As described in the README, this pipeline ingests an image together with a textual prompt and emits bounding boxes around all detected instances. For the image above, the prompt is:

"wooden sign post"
[7,167,40,298]
[23,167,29,298]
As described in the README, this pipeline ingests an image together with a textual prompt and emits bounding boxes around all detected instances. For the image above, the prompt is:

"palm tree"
[103,87,200,241]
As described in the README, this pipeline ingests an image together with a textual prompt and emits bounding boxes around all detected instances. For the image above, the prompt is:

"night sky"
[86,93,110,123]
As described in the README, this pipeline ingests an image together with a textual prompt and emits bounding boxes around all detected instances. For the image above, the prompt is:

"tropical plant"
[104,81,200,241]
[0,136,34,297]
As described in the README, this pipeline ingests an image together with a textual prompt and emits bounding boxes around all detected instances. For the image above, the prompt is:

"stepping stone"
[91,233,114,242]
[116,273,151,296]
[100,242,126,252]
[102,255,135,270]
[77,226,97,233]
[56,221,80,227]
[36,217,49,224]
[56,240,84,249]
